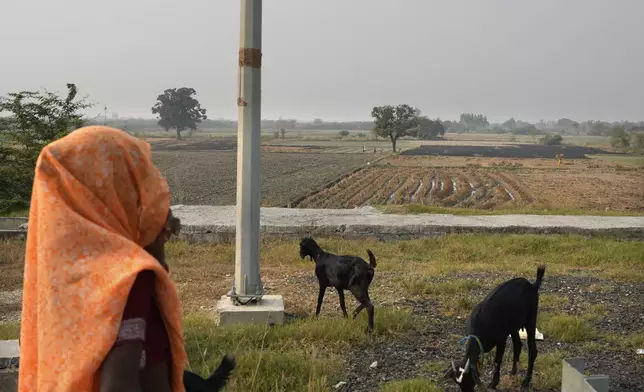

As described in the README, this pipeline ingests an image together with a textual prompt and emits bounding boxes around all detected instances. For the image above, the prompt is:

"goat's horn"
[451,360,457,372]
[463,358,471,374]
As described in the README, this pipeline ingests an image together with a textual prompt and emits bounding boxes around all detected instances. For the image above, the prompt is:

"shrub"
[540,134,563,145]
[338,130,350,138]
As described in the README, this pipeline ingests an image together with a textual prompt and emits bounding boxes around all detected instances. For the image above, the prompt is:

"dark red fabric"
[115,270,170,369]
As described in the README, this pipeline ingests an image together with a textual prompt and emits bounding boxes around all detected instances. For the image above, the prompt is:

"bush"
[357,132,366,138]
[540,134,563,145]
[338,130,350,138]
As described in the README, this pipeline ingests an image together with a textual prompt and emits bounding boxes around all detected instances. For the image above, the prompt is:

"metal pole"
[230,0,263,303]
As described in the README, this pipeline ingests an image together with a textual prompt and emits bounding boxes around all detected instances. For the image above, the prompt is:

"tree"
[151,88,207,140]
[371,104,419,152]
[610,126,630,151]
[502,118,517,131]
[583,120,611,136]
[556,118,579,132]
[338,130,350,138]
[0,83,91,213]
[459,113,489,130]
[412,116,445,140]
[280,128,286,139]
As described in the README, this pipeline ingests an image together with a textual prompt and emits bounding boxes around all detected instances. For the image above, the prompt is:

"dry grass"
[1,235,643,391]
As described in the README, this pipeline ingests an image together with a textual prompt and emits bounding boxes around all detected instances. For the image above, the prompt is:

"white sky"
[1,0,643,122]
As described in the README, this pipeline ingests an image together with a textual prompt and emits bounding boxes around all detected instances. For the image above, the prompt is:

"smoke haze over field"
[1,0,643,122]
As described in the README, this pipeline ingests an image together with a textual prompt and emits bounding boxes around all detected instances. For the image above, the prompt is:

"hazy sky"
[2,0,643,122]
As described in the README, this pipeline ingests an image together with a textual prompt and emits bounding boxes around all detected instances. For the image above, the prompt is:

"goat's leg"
[337,288,348,318]
[522,322,538,389]
[352,304,364,319]
[315,284,327,316]
[510,331,522,375]
[488,339,506,389]
[350,285,375,333]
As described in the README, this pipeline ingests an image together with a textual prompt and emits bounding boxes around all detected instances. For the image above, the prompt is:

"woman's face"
[144,210,180,270]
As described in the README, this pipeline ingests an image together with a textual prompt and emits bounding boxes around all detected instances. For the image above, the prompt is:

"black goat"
[299,237,377,332]
[445,266,546,391]
[183,355,236,392]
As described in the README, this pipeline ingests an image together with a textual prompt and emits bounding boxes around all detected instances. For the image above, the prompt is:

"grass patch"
[379,378,442,392]
[0,209,29,218]
[539,314,596,342]
[403,278,483,296]
[184,308,418,392]
[539,293,569,310]
[422,360,447,373]
[496,350,570,390]
[601,330,644,352]
[0,322,20,340]
[378,204,644,216]
[1,235,643,389]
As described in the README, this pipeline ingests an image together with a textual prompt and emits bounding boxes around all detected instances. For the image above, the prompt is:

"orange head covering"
[19,126,186,391]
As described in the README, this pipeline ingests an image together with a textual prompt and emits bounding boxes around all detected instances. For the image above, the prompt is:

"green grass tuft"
[379,378,443,392]
[539,314,596,342]
[0,322,20,340]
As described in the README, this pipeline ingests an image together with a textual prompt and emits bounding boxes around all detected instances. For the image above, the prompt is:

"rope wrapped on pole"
[239,48,262,68]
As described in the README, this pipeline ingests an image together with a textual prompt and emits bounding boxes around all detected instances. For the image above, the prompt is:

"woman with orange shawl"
[18,126,187,391]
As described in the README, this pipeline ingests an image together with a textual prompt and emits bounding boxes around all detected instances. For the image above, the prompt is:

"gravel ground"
[338,273,644,392]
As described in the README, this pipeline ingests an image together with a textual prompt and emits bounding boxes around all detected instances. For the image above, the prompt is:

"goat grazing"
[299,237,377,332]
[445,266,546,391]
[183,355,236,392]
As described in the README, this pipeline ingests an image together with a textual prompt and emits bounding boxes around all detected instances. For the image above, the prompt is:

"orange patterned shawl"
[19,126,186,391]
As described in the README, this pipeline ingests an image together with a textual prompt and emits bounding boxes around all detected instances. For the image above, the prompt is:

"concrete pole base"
[216,295,284,326]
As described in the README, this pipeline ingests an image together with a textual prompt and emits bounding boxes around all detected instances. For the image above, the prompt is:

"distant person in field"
[19,126,187,392]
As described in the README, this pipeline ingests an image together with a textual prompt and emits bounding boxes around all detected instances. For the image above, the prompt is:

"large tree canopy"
[151,87,207,140]
[371,104,419,152]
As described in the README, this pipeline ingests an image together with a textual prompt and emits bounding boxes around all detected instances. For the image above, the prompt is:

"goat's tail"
[533,265,546,291]
[207,355,236,391]
[366,249,377,268]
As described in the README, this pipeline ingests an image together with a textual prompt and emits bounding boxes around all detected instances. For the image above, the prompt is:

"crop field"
[297,167,533,209]
[152,151,370,206]
[296,163,644,212]
[146,137,643,213]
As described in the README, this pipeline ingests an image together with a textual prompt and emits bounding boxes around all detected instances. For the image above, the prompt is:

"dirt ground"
[152,151,370,206]
[515,170,644,212]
